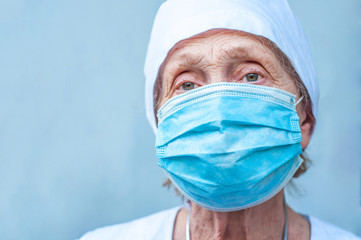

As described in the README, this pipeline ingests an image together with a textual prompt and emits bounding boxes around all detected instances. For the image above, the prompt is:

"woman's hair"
[153,29,316,190]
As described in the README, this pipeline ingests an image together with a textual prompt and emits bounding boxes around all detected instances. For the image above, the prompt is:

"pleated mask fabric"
[156,83,303,211]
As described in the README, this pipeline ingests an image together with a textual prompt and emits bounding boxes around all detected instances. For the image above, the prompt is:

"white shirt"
[79,206,361,240]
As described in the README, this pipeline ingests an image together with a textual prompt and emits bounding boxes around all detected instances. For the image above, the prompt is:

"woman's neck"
[173,190,310,240]
[189,191,286,240]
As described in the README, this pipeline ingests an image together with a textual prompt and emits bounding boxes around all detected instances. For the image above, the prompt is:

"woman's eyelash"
[238,68,266,80]
[175,79,192,88]
[244,73,259,82]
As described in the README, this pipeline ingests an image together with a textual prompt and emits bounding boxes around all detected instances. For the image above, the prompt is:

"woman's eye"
[244,73,259,82]
[181,82,195,90]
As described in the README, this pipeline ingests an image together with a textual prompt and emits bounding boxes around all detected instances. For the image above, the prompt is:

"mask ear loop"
[294,96,304,106]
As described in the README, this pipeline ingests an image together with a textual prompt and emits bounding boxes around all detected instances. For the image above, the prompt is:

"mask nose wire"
[294,95,304,106]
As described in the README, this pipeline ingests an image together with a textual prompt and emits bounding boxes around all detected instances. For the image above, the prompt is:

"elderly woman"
[79,0,360,239]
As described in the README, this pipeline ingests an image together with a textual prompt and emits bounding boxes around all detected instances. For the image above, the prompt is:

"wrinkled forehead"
[161,29,280,69]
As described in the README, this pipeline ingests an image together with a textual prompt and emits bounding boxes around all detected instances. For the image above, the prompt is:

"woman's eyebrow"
[171,52,206,68]
[173,47,254,66]
[222,46,259,60]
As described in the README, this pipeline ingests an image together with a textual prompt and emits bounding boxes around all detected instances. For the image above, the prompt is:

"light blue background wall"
[0,0,360,239]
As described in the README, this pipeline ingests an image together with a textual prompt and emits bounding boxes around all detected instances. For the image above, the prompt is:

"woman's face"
[159,30,312,149]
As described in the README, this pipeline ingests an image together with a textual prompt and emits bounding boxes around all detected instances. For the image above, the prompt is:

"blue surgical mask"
[156,82,303,212]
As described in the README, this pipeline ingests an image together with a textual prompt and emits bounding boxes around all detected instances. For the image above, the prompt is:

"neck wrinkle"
[189,191,285,240]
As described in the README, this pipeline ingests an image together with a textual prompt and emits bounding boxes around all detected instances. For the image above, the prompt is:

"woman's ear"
[299,108,313,150]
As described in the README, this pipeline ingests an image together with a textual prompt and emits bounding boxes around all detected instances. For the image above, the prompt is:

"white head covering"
[144,0,319,133]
